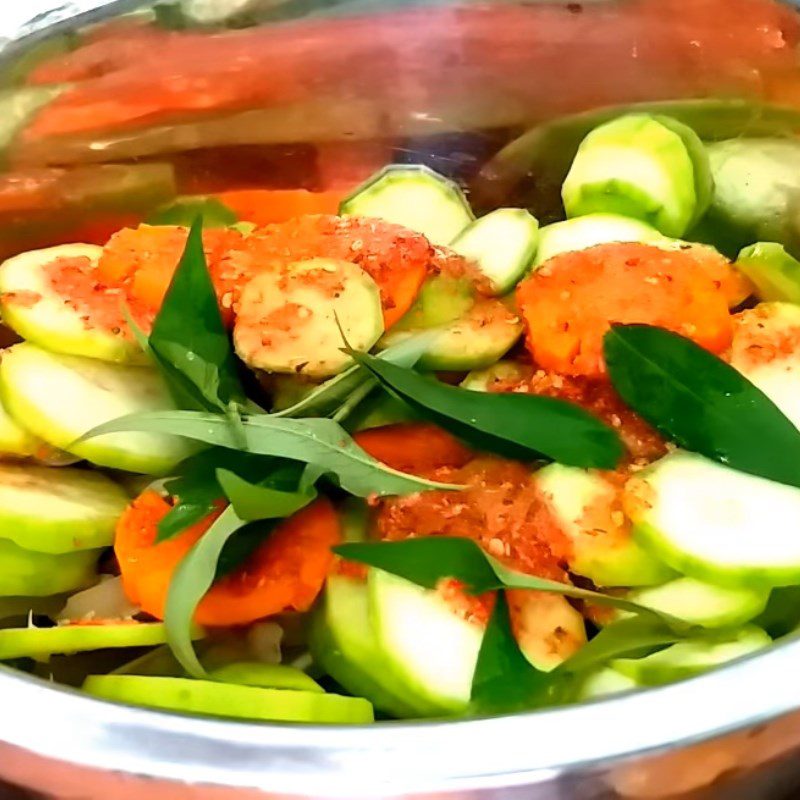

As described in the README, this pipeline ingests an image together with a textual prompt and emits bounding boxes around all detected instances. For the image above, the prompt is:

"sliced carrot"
[97,224,243,324]
[114,491,340,626]
[516,242,733,377]
[354,422,473,476]
[687,244,755,308]
[214,189,344,227]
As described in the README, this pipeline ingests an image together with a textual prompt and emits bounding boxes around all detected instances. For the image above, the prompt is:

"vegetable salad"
[1,107,799,725]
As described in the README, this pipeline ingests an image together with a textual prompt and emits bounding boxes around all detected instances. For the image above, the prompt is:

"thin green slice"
[209,662,323,693]
[0,622,173,660]
[0,539,98,597]
[0,464,128,553]
[0,343,196,475]
[0,244,144,364]
[83,675,374,723]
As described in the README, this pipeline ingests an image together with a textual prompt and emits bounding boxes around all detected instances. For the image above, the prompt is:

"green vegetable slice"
[612,626,771,686]
[629,451,800,587]
[562,114,700,237]
[209,662,323,692]
[340,164,474,246]
[577,667,639,701]
[0,464,128,553]
[450,208,539,294]
[0,539,98,597]
[83,675,375,723]
[735,243,800,304]
[0,397,43,458]
[0,622,177,661]
[621,577,770,630]
[0,244,145,364]
[0,343,196,475]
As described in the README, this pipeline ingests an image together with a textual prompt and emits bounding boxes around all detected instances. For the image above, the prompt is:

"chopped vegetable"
[0,464,128,553]
[562,114,709,238]
[115,491,340,625]
[517,242,733,376]
[0,538,98,597]
[735,242,800,304]
[83,674,374,723]
[233,258,384,378]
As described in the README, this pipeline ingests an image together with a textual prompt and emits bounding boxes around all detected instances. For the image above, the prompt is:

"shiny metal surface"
[2,0,800,797]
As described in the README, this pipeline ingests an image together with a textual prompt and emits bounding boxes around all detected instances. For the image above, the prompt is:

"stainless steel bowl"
[2,1,800,797]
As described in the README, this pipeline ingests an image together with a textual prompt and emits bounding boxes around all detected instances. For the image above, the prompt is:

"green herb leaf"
[470,593,563,714]
[558,616,686,675]
[80,411,456,497]
[274,330,438,420]
[334,538,680,623]
[216,468,316,521]
[165,505,245,676]
[147,197,238,228]
[605,324,800,488]
[149,218,248,412]
[157,449,277,542]
[214,520,280,581]
[348,353,623,468]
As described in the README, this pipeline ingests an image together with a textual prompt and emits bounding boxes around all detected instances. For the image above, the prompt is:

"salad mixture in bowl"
[2,0,800,727]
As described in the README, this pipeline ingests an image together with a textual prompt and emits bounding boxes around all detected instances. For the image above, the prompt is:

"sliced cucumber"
[628,450,800,587]
[534,214,666,267]
[83,675,374,724]
[612,626,771,686]
[577,667,640,701]
[381,298,522,372]
[0,245,144,364]
[0,398,42,458]
[0,539,97,597]
[507,590,586,672]
[562,114,700,238]
[735,244,800,305]
[0,464,128,554]
[460,360,529,392]
[340,165,474,246]
[0,622,172,661]
[705,138,800,253]
[369,568,483,716]
[391,274,475,332]
[0,343,196,475]
[729,303,800,431]
[233,258,384,379]
[535,464,673,587]
[450,209,539,295]
[622,577,770,629]
[310,574,423,719]
[209,662,323,693]
[345,390,417,433]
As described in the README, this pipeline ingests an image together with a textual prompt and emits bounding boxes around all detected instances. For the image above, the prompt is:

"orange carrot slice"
[214,189,344,227]
[354,422,473,476]
[114,491,340,626]
[516,242,733,377]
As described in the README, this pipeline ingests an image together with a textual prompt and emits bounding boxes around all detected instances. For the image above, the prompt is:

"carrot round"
[213,189,344,227]
[114,491,340,626]
[516,242,733,377]
[354,422,473,476]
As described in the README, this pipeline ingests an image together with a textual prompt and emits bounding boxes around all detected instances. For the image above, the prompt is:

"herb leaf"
[470,593,563,714]
[605,324,800,488]
[558,616,686,675]
[80,411,457,497]
[334,538,681,623]
[147,197,238,229]
[157,449,277,542]
[149,219,248,413]
[274,330,439,420]
[349,353,623,468]
[216,468,316,521]
[165,505,245,676]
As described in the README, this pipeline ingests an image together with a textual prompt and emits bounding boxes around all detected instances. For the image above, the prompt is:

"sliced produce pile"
[2,108,800,726]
